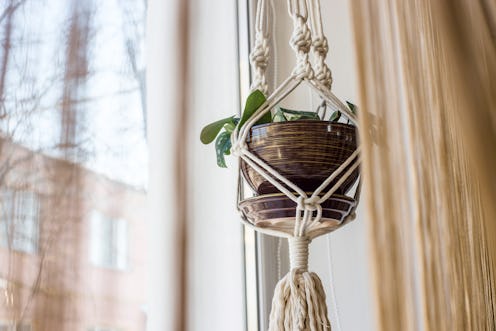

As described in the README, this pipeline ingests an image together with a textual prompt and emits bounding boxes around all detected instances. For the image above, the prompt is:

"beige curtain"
[351,1,496,330]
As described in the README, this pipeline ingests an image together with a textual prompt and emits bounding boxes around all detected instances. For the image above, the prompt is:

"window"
[89,211,128,270]
[0,189,40,254]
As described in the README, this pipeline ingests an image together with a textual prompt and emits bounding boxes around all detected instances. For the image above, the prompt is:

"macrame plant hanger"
[232,0,361,330]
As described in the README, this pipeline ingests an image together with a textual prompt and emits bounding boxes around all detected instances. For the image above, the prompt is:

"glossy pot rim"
[248,120,356,132]
[245,120,357,145]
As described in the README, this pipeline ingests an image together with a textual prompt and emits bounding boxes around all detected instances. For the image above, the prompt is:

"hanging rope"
[289,237,310,270]
[238,1,360,330]
[250,0,270,94]
[307,0,333,89]
[288,0,314,79]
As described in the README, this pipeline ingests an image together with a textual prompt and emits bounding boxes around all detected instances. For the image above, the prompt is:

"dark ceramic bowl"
[241,121,359,195]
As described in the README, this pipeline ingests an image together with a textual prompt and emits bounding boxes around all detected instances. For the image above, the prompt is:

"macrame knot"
[290,16,312,55]
[250,32,270,95]
[289,237,310,271]
[289,16,314,80]
[314,62,333,88]
[312,37,328,57]
[250,33,270,70]
[230,142,245,157]
[312,37,332,88]
[296,195,320,211]
[293,58,314,80]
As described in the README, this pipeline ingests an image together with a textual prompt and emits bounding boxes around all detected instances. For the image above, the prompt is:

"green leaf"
[223,117,239,134]
[258,111,273,125]
[330,110,341,122]
[200,116,237,144]
[346,101,357,115]
[272,108,288,122]
[215,131,232,168]
[279,107,320,120]
[239,90,269,129]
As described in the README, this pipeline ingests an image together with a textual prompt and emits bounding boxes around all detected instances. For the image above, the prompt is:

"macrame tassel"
[268,237,332,331]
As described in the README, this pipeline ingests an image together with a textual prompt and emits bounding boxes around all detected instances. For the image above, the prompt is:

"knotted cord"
[235,1,361,330]
[307,0,332,89]
[250,0,271,94]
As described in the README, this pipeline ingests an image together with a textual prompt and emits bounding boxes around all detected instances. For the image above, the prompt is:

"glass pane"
[0,189,39,253]
[0,0,147,330]
[89,211,128,270]
[115,218,128,270]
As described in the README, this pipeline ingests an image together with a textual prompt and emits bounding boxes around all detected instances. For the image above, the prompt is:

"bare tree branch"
[0,0,26,25]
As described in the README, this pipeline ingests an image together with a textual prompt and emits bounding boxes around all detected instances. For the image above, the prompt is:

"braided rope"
[313,37,332,88]
[308,0,333,89]
[250,33,270,95]
[250,0,270,94]
[288,0,314,79]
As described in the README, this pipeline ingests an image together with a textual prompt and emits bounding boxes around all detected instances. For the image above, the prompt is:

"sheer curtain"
[351,1,496,330]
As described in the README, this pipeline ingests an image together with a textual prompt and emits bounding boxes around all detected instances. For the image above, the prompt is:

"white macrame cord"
[238,1,360,330]
[250,0,271,94]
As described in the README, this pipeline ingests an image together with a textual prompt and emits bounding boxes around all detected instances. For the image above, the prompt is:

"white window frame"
[89,210,128,270]
[0,188,40,254]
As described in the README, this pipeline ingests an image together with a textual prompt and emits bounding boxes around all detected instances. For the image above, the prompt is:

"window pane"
[115,218,128,270]
[89,210,128,270]
[0,189,39,254]
[0,0,147,330]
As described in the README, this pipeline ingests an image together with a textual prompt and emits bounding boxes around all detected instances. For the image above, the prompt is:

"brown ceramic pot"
[241,121,359,195]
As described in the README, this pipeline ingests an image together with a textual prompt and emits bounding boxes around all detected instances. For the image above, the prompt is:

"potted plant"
[200,90,358,196]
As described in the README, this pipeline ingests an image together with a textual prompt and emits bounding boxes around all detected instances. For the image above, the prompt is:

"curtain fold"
[351,1,496,330]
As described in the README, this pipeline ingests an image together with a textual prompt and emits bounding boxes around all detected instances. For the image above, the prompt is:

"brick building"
[0,138,147,331]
